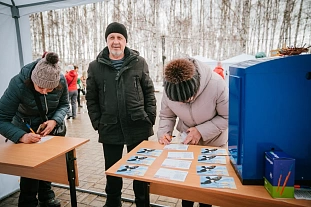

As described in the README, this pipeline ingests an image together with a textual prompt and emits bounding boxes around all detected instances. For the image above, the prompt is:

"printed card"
[115,165,148,176]
[200,176,237,189]
[126,155,156,166]
[196,165,229,176]
[164,144,189,150]
[200,148,227,155]
[167,152,194,159]
[198,155,226,164]
[136,148,163,157]
[162,159,192,169]
[154,168,188,182]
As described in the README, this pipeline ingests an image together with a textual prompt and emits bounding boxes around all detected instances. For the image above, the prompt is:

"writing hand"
[158,133,173,145]
[183,127,201,145]
[19,133,41,143]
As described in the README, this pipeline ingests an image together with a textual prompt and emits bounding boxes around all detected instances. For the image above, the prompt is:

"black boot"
[182,200,194,207]
[104,195,122,207]
[103,202,122,207]
[39,198,61,207]
[199,203,212,207]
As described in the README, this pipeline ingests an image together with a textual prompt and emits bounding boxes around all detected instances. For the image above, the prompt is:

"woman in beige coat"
[157,58,229,207]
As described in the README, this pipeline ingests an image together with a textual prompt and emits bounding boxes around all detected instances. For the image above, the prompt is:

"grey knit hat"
[31,52,61,89]
[105,22,128,42]
[164,59,200,102]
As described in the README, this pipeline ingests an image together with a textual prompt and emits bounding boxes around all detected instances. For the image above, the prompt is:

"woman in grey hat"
[157,58,229,207]
[0,52,69,207]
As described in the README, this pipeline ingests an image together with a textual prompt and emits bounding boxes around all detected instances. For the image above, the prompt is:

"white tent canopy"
[0,0,103,199]
[192,55,218,70]
[222,53,256,64]
[221,53,256,84]
[192,55,217,63]
[0,0,103,96]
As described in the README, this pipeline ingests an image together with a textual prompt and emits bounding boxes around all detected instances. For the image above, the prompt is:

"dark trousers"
[77,89,81,106]
[18,177,55,207]
[77,88,85,106]
[67,90,78,118]
[182,200,212,207]
[103,140,147,207]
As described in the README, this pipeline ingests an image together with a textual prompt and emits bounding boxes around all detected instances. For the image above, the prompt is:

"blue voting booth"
[228,54,311,185]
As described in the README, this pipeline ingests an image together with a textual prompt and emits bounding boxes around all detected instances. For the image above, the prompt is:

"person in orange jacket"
[213,61,225,79]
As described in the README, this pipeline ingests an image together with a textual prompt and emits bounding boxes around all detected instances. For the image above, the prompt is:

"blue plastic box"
[264,151,295,198]
[228,55,311,185]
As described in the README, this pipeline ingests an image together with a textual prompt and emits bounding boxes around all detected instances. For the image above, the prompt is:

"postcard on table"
[198,155,226,164]
[36,135,54,143]
[196,165,229,176]
[115,165,148,176]
[201,148,227,155]
[164,144,189,150]
[154,168,188,182]
[167,152,194,159]
[126,155,156,166]
[136,148,163,157]
[162,158,192,169]
[200,176,237,189]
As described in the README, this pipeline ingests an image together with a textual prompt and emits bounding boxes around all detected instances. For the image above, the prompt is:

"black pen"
[168,135,176,141]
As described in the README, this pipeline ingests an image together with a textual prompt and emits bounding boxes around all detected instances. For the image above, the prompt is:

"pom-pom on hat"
[105,22,128,42]
[31,52,61,89]
[164,59,200,102]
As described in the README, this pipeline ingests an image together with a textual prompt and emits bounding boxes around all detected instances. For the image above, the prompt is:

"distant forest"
[30,0,311,81]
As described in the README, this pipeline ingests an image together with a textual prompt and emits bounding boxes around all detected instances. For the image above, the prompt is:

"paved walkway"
[0,91,209,207]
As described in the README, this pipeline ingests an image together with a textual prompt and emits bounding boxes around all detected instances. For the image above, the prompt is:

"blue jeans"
[18,177,55,207]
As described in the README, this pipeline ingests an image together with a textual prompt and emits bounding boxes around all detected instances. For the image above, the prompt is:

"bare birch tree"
[269,0,280,52]
[294,0,304,46]
[40,12,46,53]
[278,0,295,48]
[241,0,251,54]
[29,0,311,81]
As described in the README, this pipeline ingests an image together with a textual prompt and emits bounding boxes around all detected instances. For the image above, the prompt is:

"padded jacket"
[158,58,229,147]
[65,70,78,91]
[86,47,156,145]
[0,59,70,143]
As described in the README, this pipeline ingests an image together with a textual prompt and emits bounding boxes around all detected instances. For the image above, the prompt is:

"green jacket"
[0,59,70,143]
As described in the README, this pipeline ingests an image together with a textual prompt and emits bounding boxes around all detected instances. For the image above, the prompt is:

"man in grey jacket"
[86,22,156,207]
[157,58,229,207]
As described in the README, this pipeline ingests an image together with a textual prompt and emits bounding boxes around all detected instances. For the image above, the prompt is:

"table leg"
[66,150,77,207]
[145,182,150,207]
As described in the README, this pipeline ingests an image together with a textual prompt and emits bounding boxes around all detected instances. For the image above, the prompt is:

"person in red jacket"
[213,61,225,79]
[65,65,78,119]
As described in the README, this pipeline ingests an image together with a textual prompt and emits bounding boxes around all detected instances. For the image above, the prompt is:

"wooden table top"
[0,136,89,168]
[106,140,311,207]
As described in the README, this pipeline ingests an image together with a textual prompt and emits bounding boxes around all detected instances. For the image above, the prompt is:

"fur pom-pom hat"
[164,58,200,102]
[31,52,61,89]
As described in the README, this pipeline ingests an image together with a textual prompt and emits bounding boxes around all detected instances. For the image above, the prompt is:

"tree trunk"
[294,0,304,46]
[40,12,46,53]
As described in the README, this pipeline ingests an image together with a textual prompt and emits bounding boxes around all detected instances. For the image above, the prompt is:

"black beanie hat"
[164,59,200,102]
[105,22,128,42]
